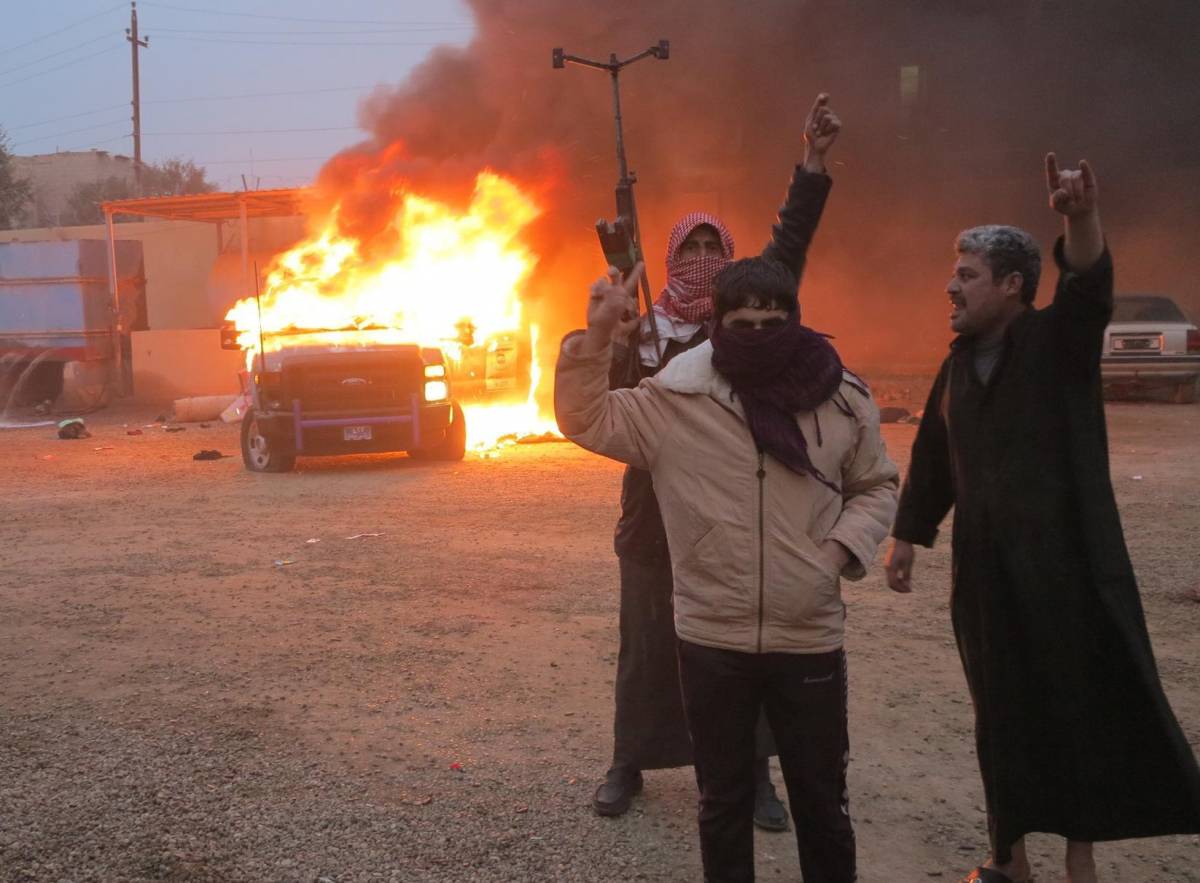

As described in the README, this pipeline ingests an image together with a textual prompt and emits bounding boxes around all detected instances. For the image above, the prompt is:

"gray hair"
[955,225,1042,305]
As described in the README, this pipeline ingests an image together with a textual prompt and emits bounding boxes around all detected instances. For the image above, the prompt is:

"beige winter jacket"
[555,334,899,655]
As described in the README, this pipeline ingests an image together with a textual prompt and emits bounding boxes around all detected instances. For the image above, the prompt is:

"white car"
[1101,295,1200,403]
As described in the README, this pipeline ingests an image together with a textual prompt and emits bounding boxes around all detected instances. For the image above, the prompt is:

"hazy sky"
[0,0,474,190]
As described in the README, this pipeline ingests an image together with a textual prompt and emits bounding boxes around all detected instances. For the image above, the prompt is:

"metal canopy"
[101,188,311,223]
[100,188,313,395]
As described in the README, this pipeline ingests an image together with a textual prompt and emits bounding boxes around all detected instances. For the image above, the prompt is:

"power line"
[144,84,373,104]
[152,35,460,48]
[144,126,360,136]
[139,2,471,27]
[12,118,132,148]
[194,155,331,166]
[7,103,129,132]
[0,3,125,55]
[6,85,377,133]
[0,45,124,91]
[0,32,115,79]
[52,132,132,153]
[152,25,471,36]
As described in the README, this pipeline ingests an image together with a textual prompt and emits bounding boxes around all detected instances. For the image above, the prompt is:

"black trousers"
[612,556,778,771]
[677,640,855,883]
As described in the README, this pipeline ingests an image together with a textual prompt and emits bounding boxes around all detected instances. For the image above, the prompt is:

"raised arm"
[1044,154,1115,376]
[1047,153,1103,272]
[761,93,840,282]
[555,265,671,469]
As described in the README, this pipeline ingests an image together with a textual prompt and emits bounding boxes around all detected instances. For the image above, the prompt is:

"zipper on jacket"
[756,449,766,654]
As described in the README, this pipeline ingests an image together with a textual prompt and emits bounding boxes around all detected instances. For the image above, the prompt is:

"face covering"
[655,212,735,324]
[710,318,844,490]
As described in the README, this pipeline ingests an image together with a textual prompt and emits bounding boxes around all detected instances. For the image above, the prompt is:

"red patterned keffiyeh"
[655,212,736,324]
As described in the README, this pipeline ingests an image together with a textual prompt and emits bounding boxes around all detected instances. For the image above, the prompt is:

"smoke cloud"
[312,0,1200,373]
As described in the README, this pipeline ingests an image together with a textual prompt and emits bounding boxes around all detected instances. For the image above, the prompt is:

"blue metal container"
[0,240,145,361]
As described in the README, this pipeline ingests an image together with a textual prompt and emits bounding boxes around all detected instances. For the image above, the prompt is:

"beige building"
[12,150,137,228]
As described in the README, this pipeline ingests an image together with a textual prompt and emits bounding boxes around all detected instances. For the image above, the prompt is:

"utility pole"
[126,2,149,193]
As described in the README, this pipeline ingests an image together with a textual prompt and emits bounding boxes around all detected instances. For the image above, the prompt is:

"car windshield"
[1111,296,1188,323]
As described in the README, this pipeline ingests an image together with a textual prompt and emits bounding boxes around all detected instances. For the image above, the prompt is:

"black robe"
[893,239,1200,860]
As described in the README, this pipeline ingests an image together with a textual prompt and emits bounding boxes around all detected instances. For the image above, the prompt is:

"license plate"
[1112,336,1159,351]
[343,425,373,441]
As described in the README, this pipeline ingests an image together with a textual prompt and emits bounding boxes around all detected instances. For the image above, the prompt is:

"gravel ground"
[1,393,1198,882]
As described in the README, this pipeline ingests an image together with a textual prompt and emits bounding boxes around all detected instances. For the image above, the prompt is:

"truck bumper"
[255,398,454,456]
[1101,355,1200,386]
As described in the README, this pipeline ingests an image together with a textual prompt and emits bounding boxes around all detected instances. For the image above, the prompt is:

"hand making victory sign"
[582,262,644,355]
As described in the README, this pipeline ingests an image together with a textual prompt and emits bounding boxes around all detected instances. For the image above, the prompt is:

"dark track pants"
[677,640,855,883]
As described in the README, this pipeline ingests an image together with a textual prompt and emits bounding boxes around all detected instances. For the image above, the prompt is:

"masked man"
[557,252,898,882]
[595,95,843,833]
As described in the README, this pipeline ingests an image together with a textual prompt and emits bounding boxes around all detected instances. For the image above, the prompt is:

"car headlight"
[423,364,446,378]
[423,380,449,402]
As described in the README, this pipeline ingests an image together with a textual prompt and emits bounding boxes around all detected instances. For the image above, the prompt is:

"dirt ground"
[1,391,1198,882]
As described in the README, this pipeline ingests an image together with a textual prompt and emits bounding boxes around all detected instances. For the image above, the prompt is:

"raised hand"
[1046,153,1104,270]
[582,264,643,354]
[804,93,842,157]
[1046,153,1098,218]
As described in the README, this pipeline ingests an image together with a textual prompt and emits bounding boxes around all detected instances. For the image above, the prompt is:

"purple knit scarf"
[710,319,844,490]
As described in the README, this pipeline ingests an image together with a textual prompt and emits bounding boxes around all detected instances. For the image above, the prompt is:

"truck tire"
[241,409,296,472]
[410,401,467,461]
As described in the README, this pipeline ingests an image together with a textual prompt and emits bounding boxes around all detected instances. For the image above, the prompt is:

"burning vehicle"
[232,332,466,472]
[223,170,554,470]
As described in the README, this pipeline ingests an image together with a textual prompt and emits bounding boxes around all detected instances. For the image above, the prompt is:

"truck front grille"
[282,358,420,413]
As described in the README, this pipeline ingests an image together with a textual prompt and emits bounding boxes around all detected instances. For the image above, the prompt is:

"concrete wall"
[12,151,136,228]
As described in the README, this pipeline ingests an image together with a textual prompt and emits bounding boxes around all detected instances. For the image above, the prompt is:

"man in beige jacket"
[556,256,898,882]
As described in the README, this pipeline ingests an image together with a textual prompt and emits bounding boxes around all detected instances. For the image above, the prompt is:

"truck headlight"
[423,380,449,402]
[423,364,446,378]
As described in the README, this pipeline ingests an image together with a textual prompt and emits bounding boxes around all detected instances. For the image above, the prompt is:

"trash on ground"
[93,445,115,452]
[878,406,911,424]
[126,429,143,436]
[56,418,90,440]
[345,532,383,540]
[1132,475,1144,481]
[273,559,295,567]
[192,449,229,461]
[164,425,186,433]
[305,538,320,544]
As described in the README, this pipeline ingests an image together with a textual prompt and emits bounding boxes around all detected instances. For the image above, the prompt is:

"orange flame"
[225,170,559,451]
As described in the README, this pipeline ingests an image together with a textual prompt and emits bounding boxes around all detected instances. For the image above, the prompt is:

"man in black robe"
[885,155,1200,883]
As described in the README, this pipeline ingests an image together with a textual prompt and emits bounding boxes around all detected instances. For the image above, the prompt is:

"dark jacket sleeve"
[760,166,832,285]
[1046,236,1114,383]
[892,360,955,547]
